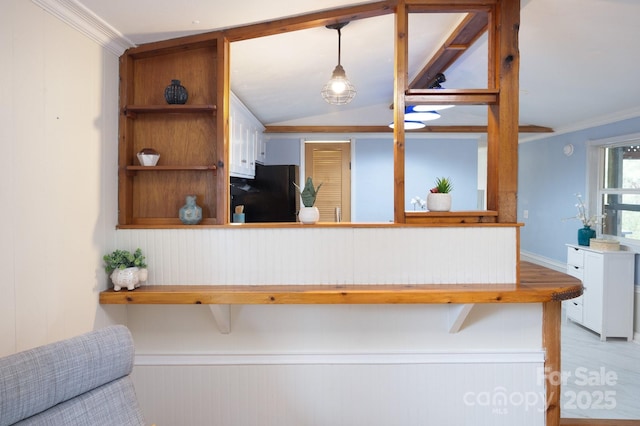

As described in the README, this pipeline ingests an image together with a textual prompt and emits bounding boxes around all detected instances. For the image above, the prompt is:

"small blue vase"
[179,195,202,225]
[577,226,595,246]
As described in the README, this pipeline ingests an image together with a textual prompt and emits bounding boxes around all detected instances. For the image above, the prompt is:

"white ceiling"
[75,0,640,138]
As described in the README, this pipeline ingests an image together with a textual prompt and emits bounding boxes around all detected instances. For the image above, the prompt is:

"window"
[591,133,640,241]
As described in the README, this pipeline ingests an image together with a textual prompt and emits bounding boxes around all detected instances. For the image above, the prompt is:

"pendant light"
[388,106,441,130]
[321,22,356,105]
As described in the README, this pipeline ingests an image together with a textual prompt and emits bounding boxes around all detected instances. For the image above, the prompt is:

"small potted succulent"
[427,177,453,211]
[103,248,148,291]
[293,177,323,224]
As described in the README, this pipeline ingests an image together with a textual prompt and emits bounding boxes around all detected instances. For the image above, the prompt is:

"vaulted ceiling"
[71,0,640,139]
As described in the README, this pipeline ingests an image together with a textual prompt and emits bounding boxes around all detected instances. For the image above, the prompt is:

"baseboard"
[561,419,640,425]
[135,350,545,366]
[520,251,565,272]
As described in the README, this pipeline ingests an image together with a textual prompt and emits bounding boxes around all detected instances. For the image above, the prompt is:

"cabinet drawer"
[566,264,584,281]
[565,298,583,323]
[567,246,584,267]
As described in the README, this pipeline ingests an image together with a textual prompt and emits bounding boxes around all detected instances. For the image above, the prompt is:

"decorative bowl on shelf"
[137,148,160,166]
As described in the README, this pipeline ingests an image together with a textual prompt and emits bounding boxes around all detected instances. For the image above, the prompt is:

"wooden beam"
[406,88,498,104]
[223,1,397,42]
[264,125,553,133]
[406,0,496,13]
[409,12,488,89]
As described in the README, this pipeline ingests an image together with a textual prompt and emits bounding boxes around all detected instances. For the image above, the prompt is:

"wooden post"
[543,301,562,426]
[393,1,408,223]
[487,0,520,223]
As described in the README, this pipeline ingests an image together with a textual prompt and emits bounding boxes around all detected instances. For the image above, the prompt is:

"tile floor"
[561,318,640,420]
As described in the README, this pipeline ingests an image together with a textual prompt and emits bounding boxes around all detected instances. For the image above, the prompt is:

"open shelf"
[125,165,218,176]
[123,104,217,117]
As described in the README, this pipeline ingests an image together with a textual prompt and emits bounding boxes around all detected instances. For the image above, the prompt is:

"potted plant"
[427,177,453,212]
[293,177,323,224]
[103,248,148,291]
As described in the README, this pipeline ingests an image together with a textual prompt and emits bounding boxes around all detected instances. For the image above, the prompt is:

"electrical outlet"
[523,210,529,219]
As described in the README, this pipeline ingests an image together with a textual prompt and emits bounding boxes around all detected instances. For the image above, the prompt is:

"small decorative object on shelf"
[294,177,323,224]
[563,193,604,246]
[136,148,160,166]
[427,177,453,212]
[233,205,245,223]
[103,248,148,291]
[179,195,202,225]
[411,196,426,210]
[164,79,188,104]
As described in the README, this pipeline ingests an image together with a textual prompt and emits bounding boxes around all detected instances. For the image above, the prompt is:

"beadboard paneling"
[132,357,544,426]
[115,226,517,285]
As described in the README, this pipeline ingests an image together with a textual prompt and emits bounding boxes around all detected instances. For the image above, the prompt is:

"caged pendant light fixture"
[321,22,356,105]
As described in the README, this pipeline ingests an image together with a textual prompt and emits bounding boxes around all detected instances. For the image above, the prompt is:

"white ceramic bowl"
[137,153,160,166]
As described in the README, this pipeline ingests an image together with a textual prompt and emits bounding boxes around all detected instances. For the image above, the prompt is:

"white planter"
[298,206,320,224]
[427,193,451,212]
[110,267,148,291]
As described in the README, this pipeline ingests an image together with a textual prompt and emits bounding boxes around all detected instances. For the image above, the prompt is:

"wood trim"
[264,125,553,133]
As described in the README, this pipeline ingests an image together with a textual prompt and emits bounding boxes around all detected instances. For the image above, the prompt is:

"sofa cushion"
[0,325,145,426]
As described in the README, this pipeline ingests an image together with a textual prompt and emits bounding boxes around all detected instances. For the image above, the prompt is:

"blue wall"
[266,136,479,222]
[519,116,640,262]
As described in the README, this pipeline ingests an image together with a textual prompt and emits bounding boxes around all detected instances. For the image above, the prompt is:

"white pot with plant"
[103,248,148,291]
[427,177,453,212]
[294,177,323,224]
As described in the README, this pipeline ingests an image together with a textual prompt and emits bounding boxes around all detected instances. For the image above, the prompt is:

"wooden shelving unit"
[118,40,224,227]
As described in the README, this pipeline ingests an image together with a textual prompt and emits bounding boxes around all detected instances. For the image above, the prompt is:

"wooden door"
[304,142,351,222]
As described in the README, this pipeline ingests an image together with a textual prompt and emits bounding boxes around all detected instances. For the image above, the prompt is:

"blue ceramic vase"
[577,225,595,246]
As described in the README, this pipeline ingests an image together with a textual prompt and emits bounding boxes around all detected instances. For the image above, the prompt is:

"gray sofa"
[0,325,145,426]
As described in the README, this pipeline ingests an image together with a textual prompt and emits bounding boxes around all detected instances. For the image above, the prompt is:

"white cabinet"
[230,92,265,178]
[565,244,636,341]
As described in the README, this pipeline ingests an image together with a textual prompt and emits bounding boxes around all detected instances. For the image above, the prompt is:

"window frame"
[587,132,640,246]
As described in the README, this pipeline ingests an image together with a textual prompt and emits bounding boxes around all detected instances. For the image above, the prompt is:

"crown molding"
[31,0,136,56]
[519,106,640,144]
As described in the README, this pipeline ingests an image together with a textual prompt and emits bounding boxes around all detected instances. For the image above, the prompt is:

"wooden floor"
[561,317,640,424]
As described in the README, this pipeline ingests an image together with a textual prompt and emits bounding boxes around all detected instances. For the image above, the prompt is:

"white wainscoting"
[115,226,517,285]
[132,352,546,426]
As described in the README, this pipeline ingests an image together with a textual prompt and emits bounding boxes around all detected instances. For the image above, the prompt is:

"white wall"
[0,0,120,356]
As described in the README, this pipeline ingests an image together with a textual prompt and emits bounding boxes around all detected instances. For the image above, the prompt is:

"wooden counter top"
[99,262,582,305]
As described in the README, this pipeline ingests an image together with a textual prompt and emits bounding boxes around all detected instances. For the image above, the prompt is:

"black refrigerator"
[230,164,299,222]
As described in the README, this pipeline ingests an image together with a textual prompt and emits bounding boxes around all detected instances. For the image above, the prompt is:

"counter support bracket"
[448,304,475,333]
[209,304,231,334]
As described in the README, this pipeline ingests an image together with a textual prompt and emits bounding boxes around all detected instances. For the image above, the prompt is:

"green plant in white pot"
[427,177,453,212]
[103,248,148,291]
[294,177,323,224]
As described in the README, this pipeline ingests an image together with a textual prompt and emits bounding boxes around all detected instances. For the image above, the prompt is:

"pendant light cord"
[337,28,342,66]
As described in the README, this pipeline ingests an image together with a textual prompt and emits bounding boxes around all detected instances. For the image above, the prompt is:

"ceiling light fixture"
[321,22,356,105]
[388,120,426,130]
[388,106,440,130]
[404,106,441,122]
